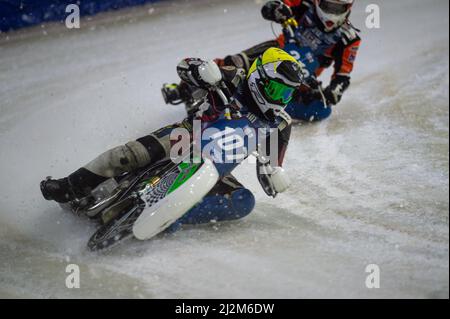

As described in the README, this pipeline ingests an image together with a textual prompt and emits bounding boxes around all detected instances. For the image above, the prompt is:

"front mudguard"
[132,158,219,240]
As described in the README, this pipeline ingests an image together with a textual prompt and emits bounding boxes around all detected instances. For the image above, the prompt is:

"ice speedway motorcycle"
[58,79,289,252]
[58,21,325,252]
[66,155,219,251]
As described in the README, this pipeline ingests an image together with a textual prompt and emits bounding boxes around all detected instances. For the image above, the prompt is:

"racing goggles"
[262,79,296,105]
[256,58,300,106]
[319,1,351,15]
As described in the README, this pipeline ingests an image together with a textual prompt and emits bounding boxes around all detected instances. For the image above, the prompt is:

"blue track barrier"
[0,0,164,32]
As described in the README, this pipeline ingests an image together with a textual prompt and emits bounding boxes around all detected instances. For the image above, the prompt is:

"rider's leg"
[41,134,168,203]
[217,40,280,71]
[70,137,166,195]
[285,99,333,122]
[166,175,256,232]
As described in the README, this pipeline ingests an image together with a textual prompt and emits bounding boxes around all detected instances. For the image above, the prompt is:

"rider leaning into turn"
[41,48,305,231]
[216,0,361,122]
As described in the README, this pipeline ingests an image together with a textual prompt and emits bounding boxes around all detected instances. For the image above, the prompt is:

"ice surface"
[0,0,448,298]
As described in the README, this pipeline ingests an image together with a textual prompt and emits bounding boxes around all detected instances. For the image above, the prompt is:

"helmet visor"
[263,79,296,106]
[319,1,350,15]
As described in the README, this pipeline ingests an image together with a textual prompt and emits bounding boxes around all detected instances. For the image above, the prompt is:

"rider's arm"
[276,110,292,166]
[316,25,361,105]
[221,66,247,92]
[176,58,246,120]
[262,1,293,23]
[259,109,292,167]
[261,0,308,23]
[332,36,361,79]
[283,0,310,20]
[256,110,292,197]
[177,58,222,88]
[198,66,246,121]
[177,58,244,93]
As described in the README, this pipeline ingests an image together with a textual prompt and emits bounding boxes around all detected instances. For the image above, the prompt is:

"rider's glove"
[177,58,223,89]
[296,76,322,105]
[323,75,351,106]
[299,89,321,105]
[262,1,293,24]
[257,160,291,198]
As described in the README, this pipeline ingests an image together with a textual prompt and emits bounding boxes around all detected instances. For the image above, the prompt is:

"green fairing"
[167,162,202,194]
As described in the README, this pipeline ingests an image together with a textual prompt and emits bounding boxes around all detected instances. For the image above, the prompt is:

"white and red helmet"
[314,0,354,32]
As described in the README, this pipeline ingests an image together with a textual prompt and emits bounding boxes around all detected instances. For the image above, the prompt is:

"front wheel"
[87,198,144,251]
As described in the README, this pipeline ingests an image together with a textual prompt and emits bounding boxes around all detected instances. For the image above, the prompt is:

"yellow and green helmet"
[247,48,306,117]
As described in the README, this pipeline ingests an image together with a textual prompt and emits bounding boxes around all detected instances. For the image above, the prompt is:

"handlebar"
[211,83,234,120]
[211,84,230,105]
[282,18,299,41]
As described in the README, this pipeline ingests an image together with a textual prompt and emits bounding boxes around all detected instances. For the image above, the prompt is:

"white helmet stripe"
[261,61,305,87]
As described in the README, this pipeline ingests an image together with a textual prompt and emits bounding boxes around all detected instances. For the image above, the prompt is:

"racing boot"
[40,177,76,203]
[40,168,107,204]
